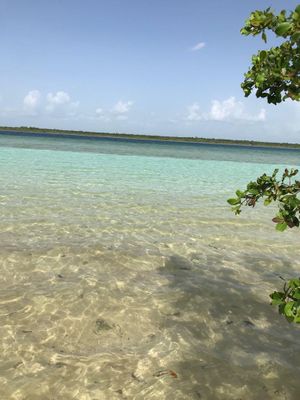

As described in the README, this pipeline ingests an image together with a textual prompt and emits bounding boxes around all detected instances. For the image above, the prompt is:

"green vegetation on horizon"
[1,125,300,149]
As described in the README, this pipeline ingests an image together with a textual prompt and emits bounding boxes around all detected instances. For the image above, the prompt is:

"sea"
[0,132,300,400]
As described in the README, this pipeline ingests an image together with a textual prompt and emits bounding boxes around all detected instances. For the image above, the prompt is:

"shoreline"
[1,126,300,150]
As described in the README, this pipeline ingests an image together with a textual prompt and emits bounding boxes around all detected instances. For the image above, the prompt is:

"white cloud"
[95,107,110,121]
[190,42,206,51]
[46,91,71,112]
[46,91,79,116]
[111,100,133,114]
[93,101,133,121]
[47,91,70,107]
[23,90,41,114]
[210,97,243,121]
[210,97,266,121]
[186,103,202,121]
[186,96,266,122]
[23,90,76,116]
[256,108,266,122]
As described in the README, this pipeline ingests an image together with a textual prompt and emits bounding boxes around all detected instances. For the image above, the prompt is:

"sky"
[0,0,299,142]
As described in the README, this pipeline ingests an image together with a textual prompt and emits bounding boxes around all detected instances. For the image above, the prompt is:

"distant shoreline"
[0,126,300,150]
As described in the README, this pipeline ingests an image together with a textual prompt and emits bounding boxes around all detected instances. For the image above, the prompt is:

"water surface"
[0,133,300,399]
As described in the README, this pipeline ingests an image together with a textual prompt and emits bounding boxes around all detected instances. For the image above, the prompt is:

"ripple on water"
[0,240,299,400]
[0,139,300,399]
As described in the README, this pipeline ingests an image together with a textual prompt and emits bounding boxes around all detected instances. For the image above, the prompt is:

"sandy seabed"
[0,136,300,399]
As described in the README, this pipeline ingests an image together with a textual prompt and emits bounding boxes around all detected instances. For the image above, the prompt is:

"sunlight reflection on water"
[0,134,300,399]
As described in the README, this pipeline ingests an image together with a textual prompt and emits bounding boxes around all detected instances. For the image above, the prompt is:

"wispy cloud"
[8,91,134,123]
[186,97,266,122]
[186,103,202,121]
[190,42,206,51]
[95,107,110,121]
[95,107,103,115]
[111,100,133,114]
[23,90,41,115]
[94,100,134,121]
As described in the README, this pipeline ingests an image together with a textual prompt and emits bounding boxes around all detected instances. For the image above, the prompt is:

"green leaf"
[270,291,285,305]
[275,22,292,36]
[235,190,244,197]
[276,222,288,232]
[288,279,300,289]
[227,198,240,205]
[272,217,284,223]
[262,31,267,43]
[260,50,267,61]
[293,290,300,300]
[293,315,300,323]
[264,198,272,206]
[248,188,259,195]
[284,302,296,318]
[291,32,300,42]
[240,28,249,35]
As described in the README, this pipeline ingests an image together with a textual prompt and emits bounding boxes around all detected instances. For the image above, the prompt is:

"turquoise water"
[0,133,300,399]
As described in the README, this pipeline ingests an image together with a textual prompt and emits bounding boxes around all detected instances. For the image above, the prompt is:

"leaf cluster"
[270,278,300,323]
[228,169,300,322]
[241,5,300,104]
[236,6,300,324]
[228,168,300,231]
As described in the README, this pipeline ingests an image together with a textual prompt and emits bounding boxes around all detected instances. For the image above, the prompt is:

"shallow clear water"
[0,133,300,400]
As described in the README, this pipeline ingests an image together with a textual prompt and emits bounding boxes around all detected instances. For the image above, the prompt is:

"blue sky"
[0,0,299,142]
